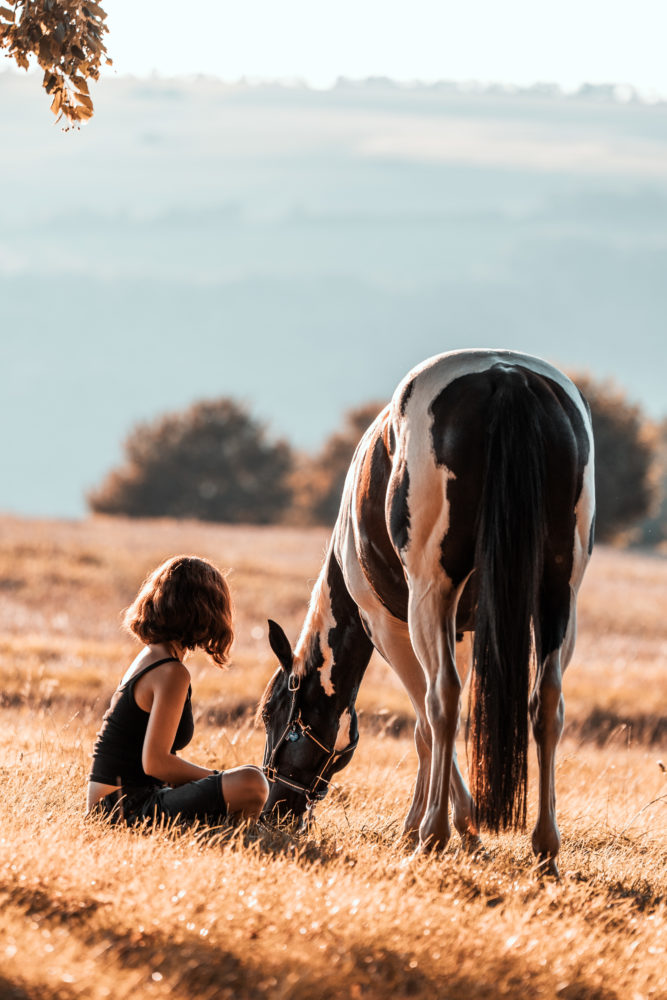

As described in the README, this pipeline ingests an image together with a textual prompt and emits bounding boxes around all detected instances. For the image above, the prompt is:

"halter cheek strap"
[262,672,359,808]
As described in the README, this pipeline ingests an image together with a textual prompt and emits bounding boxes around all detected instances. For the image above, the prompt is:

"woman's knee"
[221,765,269,816]
[241,765,270,805]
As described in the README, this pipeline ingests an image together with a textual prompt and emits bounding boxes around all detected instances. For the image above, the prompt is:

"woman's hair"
[123,555,234,666]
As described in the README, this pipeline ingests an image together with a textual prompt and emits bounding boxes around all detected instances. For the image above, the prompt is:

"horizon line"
[3,66,666,106]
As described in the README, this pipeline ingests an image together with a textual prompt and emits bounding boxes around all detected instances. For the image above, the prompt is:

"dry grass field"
[0,513,665,1000]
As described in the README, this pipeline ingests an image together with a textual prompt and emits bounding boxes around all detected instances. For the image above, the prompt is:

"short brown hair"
[123,555,234,666]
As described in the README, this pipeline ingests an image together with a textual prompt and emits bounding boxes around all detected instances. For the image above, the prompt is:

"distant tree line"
[89,374,664,545]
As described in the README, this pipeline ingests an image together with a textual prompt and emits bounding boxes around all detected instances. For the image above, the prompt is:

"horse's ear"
[268,619,293,672]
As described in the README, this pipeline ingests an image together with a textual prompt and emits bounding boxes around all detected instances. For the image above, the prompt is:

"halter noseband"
[262,672,359,808]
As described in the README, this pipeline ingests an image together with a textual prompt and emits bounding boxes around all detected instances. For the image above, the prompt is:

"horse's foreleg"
[401,720,432,841]
[445,632,480,849]
[450,744,481,850]
[363,618,432,842]
[404,694,479,850]
[403,726,481,850]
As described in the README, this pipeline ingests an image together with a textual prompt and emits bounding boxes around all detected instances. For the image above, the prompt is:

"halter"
[262,672,359,808]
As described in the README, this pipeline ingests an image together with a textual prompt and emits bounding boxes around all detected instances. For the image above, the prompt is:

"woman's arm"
[141,662,214,786]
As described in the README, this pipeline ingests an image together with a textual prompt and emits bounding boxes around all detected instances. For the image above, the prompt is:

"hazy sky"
[103,0,667,97]
[3,6,667,518]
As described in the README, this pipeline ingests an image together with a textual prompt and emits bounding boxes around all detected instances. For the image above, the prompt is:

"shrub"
[634,420,667,546]
[88,399,293,524]
[291,402,386,526]
[570,373,659,543]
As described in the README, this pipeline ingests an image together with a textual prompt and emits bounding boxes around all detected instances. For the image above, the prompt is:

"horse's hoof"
[398,828,420,850]
[458,832,485,856]
[399,838,443,864]
[535,855,560,880]
[417,831,451,854]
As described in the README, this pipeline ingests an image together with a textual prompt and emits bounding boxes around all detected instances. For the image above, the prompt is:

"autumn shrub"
[88,399,294,524]
[572,373,659,542]
[634,419,667,546]
[291,401,385,525]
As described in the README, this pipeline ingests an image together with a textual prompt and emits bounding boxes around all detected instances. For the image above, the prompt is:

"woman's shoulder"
[149,657,191,691]
[120,646,190,689]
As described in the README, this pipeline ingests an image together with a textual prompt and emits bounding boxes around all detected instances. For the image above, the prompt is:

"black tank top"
[89,657,194,786]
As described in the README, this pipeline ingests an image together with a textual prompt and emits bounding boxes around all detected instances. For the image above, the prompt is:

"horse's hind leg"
[530,598,578,877]
[408,587,461,851]
[530,649,564,875]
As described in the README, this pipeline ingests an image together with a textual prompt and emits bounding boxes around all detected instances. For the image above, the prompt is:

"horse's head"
[258,619,360,822]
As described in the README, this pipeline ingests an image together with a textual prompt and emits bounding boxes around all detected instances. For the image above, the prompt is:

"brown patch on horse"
[355,419,409,622]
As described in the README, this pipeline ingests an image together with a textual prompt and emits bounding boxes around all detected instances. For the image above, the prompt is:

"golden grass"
[1,514,666,999]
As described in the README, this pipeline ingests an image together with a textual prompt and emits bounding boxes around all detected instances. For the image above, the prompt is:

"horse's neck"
[294,547,373,709]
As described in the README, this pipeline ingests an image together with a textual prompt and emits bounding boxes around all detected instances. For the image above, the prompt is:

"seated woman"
[87,554,268,827]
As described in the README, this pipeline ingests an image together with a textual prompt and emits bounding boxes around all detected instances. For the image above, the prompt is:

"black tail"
[469,369,546,831]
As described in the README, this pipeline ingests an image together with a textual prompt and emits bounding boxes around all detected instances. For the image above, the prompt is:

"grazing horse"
[258,349,595,875]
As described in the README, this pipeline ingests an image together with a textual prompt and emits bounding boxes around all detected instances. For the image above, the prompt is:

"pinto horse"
[258,349,595,874]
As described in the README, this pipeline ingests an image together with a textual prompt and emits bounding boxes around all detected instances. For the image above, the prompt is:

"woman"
[87,554,268,827]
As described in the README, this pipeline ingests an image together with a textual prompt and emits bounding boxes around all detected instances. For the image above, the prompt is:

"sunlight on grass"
[0,516,666,998]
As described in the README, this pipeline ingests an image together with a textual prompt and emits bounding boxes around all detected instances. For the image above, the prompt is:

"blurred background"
[1,0,666,541]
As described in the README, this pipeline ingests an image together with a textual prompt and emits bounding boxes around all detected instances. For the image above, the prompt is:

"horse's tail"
[469,368,546,831]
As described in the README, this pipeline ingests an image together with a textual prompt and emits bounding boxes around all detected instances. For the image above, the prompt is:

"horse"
[258,348,595,875]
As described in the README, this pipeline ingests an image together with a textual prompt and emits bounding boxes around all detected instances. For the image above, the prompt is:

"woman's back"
[89,655,193,787]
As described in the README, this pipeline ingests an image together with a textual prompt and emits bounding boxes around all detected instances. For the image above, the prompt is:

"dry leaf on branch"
[0,0,111,126]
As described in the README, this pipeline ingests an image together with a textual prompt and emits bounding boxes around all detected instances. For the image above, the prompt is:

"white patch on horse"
[396,380,457,586]
[335,708,353,751]
[571,455,596,589]
[318,648,335,696]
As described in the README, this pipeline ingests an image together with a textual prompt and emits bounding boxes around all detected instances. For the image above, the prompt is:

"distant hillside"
[2,73,666,517]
